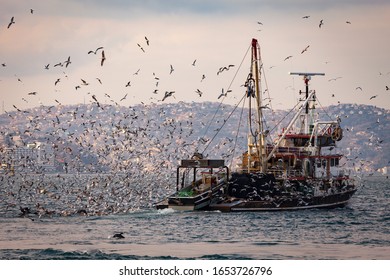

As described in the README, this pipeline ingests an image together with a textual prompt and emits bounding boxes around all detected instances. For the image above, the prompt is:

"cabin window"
[330,158,339,167]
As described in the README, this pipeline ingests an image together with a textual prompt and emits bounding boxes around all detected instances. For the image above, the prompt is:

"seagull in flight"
[137,43,145,53]
[88,47,103,54]
[328,77,342,82]
[101,50,106,66]
[284,55,293,61]
[301,45,310,54]
[64,56,71,68]
[319,19,324,28]
[369,95,377,100]
[217,88,231,99]
[7,17,15,29]
[162,91,175,101]
[170,64,174,74]
[120,93,128,101]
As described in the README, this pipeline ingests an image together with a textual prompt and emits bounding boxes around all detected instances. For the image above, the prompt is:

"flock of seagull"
[1,9,389,221]
[3,11,389,109]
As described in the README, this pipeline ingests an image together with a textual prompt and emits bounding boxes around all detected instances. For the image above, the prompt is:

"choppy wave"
[0,176,389,259]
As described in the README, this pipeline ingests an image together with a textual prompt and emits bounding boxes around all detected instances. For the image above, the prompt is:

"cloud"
[1,0,390,112]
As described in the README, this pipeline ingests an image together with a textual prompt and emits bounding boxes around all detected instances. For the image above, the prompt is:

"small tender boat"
[155,38,358,212]
[155,158,229,210]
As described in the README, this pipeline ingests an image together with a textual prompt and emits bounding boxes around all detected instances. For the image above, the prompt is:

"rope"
[196,42,251,155]
[228,94,246,171]
[200,93,247,155]
[316,96,334,121]
[267,100,301,135]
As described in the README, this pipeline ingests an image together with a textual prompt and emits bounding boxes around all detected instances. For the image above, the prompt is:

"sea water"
[0,176,389,260]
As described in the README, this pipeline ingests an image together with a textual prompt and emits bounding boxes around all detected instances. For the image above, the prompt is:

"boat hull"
[209,188,357,212]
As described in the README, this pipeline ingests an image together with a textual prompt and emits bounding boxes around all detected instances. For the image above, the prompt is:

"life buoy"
[331,127,343,141]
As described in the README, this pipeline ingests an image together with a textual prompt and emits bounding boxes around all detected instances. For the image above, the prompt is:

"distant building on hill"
[0,141,55,173]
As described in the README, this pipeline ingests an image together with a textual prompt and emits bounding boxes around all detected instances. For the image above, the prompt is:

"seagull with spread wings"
[301,45,310,54]
[7,17,15,29]
[101,50,105,66]
[88,47,103,54]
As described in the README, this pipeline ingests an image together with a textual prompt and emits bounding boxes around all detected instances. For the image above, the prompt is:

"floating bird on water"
[7,17,15,29]
[111,232,125,239]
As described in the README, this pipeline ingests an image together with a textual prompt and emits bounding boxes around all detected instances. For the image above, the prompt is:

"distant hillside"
[0,102,389,174]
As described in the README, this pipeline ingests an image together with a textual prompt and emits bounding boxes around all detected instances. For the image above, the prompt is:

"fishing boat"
[155,38,357,211]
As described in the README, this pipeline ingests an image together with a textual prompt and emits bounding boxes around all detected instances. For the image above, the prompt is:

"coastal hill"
[0,102,388,175]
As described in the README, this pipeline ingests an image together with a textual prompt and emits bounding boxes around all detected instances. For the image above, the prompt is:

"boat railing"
[267,167,303,179]
[266,145,309,157]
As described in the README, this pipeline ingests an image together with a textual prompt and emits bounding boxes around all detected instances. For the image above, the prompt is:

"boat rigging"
[155,38,358,212]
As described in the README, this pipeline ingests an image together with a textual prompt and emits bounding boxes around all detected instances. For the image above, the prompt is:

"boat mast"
[249,38,267,172]
[265,72,324,162]
[289,72,325,135]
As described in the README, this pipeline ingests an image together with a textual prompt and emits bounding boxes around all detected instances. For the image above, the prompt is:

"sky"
[1,0,390,113]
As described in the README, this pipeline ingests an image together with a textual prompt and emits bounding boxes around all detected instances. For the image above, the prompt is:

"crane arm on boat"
[265,90,316,162]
